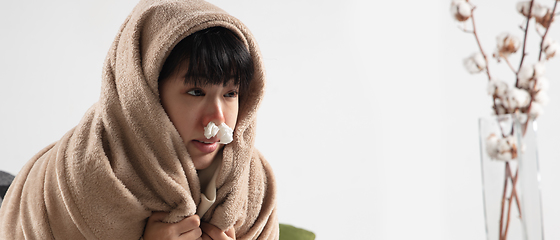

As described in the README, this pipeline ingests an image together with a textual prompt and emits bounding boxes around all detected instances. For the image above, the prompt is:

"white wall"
[1,0,560,239]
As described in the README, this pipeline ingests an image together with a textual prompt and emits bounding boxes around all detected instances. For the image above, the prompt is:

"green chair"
[279,224,315,240]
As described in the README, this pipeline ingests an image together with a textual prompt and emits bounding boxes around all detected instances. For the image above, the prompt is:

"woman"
[0,0,277,239]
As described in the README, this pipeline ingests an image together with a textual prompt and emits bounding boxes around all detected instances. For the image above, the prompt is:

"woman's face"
[159,65,239,170]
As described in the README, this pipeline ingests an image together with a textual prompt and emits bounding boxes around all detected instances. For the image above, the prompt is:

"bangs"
[159,27,254,92]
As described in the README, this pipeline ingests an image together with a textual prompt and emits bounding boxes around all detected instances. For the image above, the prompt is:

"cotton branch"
[539,1,558,61]
[517,0,536,88]
[470,7,492,80]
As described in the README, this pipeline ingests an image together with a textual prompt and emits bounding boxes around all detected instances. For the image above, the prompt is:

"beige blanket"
[0,0,278,239]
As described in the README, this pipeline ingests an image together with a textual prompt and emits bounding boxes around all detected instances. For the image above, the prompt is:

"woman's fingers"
[224,227,235,239]
[200,222,235,240]
[176,215,201,236]
[144,212,203,240]
[178,224,202,240]
[145,213,236,240]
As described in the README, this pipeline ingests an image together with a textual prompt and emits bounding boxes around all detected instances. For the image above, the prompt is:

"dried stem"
[470,7,492,80]
[503,164,523,240]
[500,162,522,240]
[499,53,518,74]
[516,0,535,88]
[469,6,504,121]
[502,184,515,240]
[539,1,558,61]
[499,163,509,240]
[510,168,522,220]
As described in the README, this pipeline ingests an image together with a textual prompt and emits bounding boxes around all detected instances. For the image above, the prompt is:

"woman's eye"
[224,91,238,98]
[187,89,204,96]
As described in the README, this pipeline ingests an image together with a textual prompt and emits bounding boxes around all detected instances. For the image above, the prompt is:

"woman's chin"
[193,156,214,170]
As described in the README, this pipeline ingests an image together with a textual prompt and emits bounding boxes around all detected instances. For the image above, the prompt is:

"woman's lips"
[192,139,219,153]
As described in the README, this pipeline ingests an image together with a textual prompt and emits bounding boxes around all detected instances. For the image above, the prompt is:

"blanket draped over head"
[0,0,278,239]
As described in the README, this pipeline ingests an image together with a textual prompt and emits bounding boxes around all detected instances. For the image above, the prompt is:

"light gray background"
[1,0,560,239]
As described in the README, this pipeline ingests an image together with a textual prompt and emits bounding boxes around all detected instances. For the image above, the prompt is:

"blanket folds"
[0,0,277,239]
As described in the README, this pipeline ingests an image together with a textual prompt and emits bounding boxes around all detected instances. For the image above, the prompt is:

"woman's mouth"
[192,139,219,153]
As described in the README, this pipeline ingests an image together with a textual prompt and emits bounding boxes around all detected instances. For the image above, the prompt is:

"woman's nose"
[202,99,225,126]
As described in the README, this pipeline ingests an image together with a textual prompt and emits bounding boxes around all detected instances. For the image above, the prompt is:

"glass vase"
[478,114,544,240]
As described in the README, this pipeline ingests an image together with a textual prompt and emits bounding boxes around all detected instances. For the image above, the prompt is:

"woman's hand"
[200,222,235,240]
[143,212,203,240]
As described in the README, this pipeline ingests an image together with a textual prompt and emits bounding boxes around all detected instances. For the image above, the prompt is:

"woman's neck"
[197,149,222,190]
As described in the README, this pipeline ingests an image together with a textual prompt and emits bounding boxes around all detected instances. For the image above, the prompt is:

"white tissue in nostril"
[204,122,219,139]
[203,122,234,144]
[217,123,233,144]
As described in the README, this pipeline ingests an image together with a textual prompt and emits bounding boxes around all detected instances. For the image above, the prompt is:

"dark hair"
[158,27,254,93]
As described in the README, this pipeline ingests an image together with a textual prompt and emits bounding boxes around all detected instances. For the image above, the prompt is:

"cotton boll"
[507,88,531,110]
[534,90,550,105]
[543,38,559,59]
[499,136,518,161]
[487,79,508,97]
[204,122,220,139]
[493,98,509,115]
[535,8,554,29]
[463,52,486,74]
[491,99,508,115]
[487,135,517,161]
[532,4,549,19]
[529,102,545,118]
[516,2,553,28]
[497,138,509,152]
[517,1,531,17]
[534,62,546,77]
[535,77,550,92]
[450,0,473,22]
[486,134,500,159]
[545,41,558,59]
[496,33,521,58]
[518,62,546,87]
[517,77,532,90]
[217,123,234,144]
[517,1,547,18]
[518,64,534,84]
[519,75,548,92]
[521,76,550,94]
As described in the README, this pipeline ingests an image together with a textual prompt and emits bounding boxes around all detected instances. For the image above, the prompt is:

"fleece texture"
[0,0,278,239]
